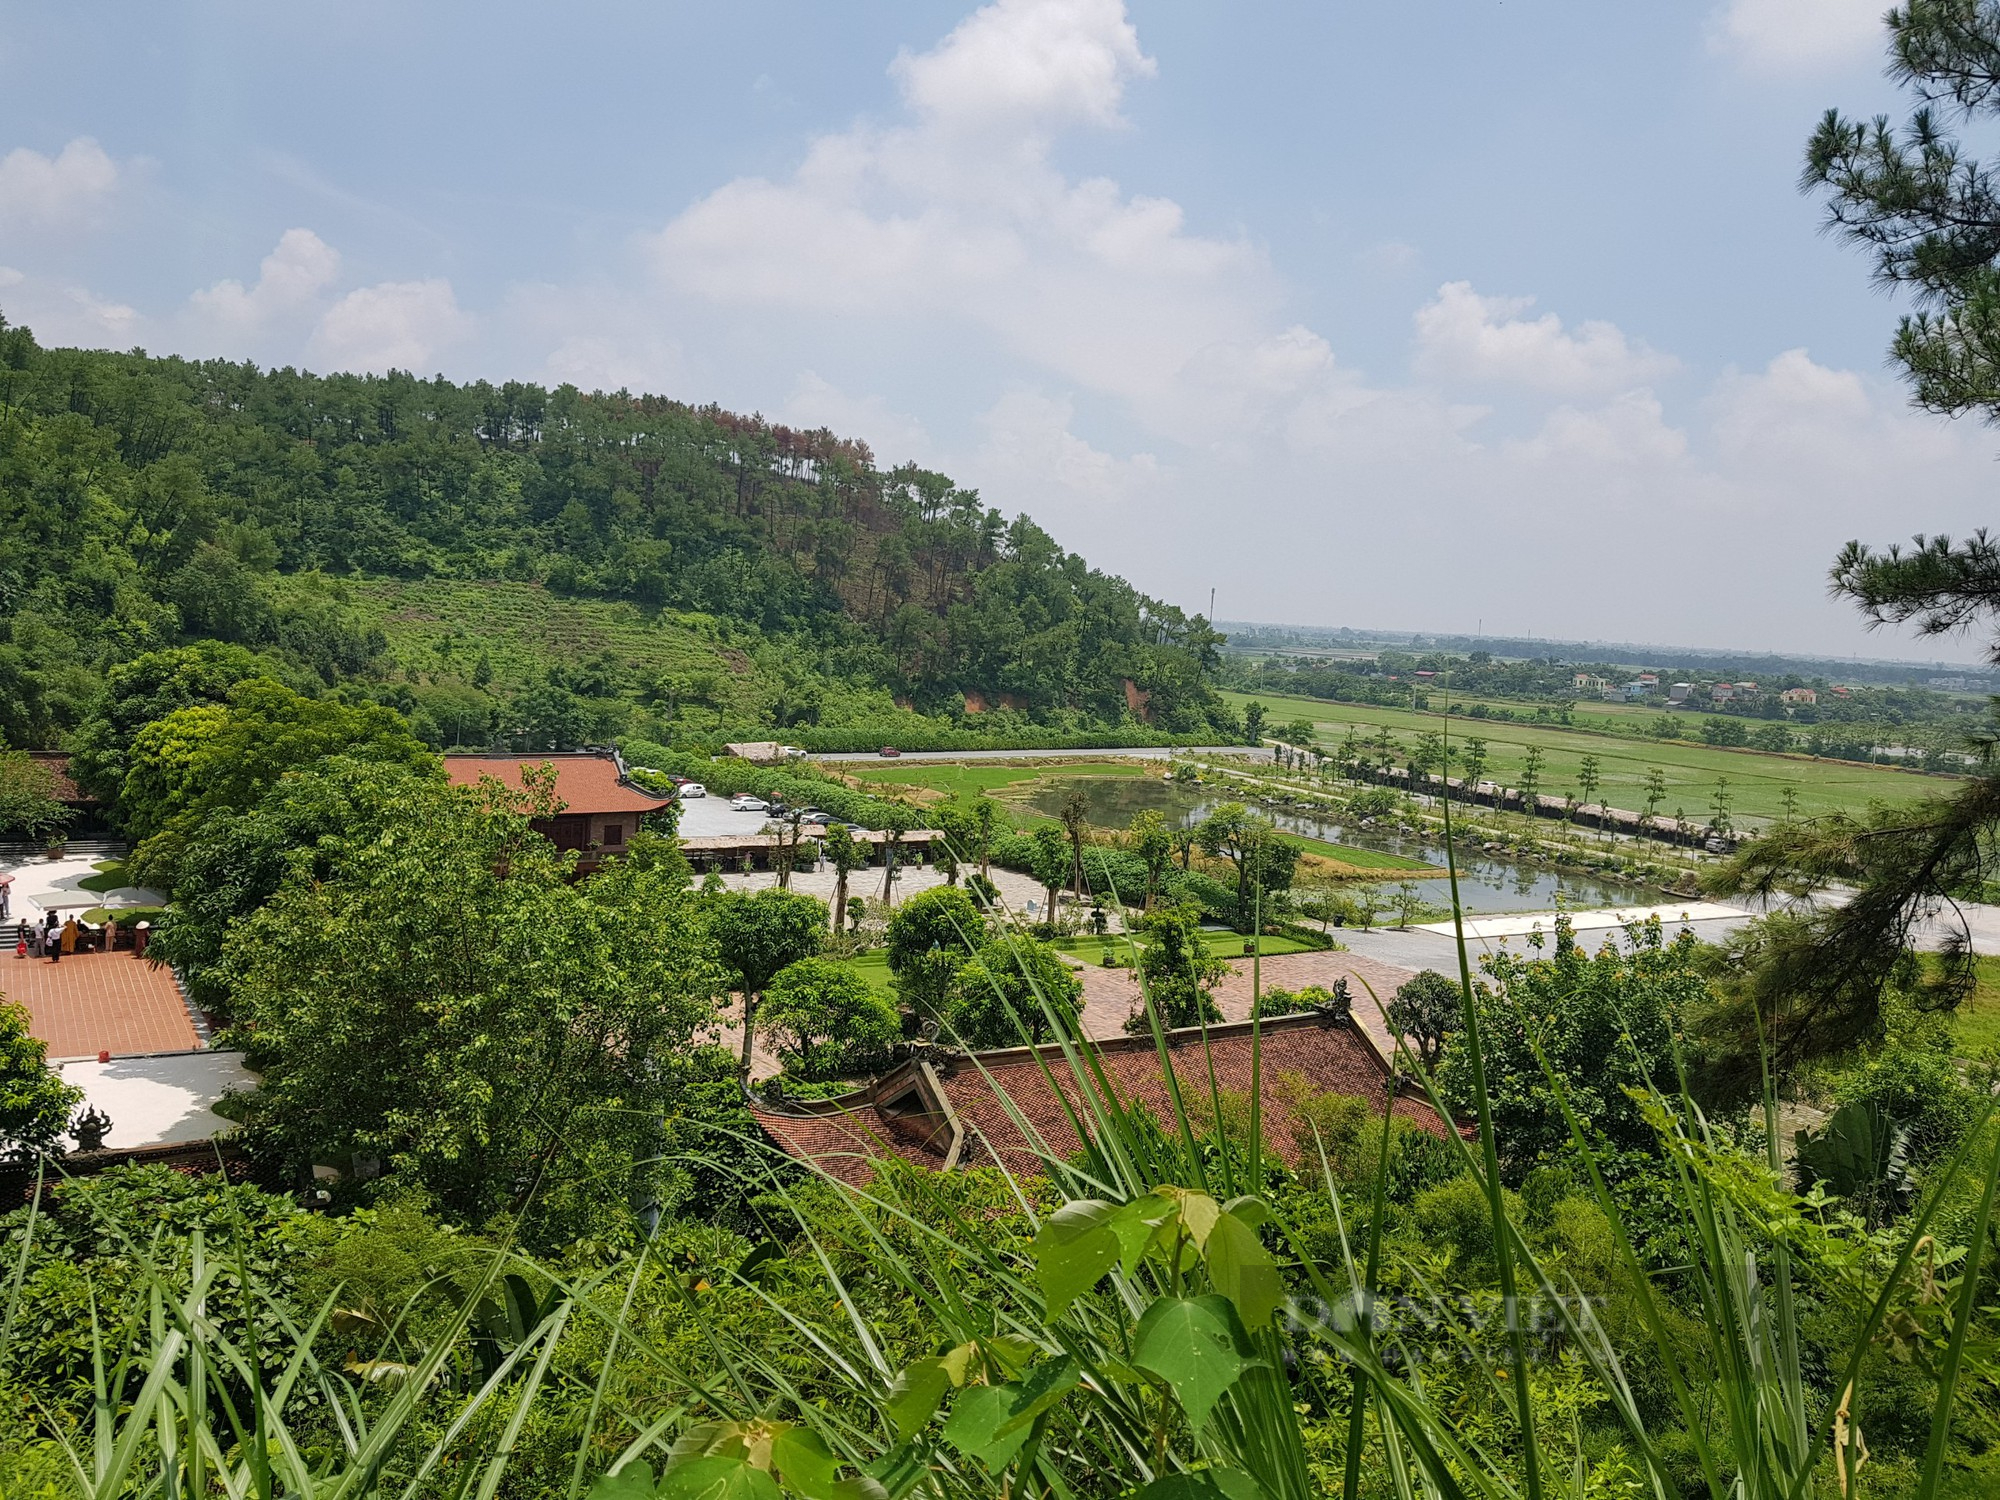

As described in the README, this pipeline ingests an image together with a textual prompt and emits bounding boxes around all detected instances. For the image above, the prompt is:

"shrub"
[759,958,900,1081]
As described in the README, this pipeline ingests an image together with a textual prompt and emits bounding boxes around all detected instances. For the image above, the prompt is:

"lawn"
[1226,688,1951,825]
[1953,955,2000,1058]
[78,861,132,894]
[1279,831,1434,873]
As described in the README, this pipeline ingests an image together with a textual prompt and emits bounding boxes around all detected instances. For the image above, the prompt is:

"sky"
[0,0,1991,660]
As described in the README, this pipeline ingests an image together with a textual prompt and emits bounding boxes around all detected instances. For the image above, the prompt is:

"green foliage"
[121,676,432,885]
[223,773,729,1247]
[1386,969,1462,1072]
[0,329,1233,762]
[710,889,827,996]
[759,958,900,1080]
[0,998,79,1160]
[1194,802,1298,929]
[1440,916,1697,1173]
[1129,903,1227,1033]
[883,884,985,1014]
[946,938,1084,1047]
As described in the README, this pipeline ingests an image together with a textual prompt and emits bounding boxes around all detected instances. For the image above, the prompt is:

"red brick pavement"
[1,950,200,1058]
[1069,949,1421,1061]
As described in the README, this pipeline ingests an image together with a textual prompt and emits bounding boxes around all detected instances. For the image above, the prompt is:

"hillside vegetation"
[0,314,1235,753]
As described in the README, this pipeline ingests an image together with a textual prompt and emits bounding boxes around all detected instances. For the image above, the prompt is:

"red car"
[879,746,901,757]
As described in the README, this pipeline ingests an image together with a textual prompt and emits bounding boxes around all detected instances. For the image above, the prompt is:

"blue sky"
[1,1,1987,659]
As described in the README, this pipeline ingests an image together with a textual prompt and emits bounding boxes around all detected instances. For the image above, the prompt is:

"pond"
[1018,774,1661,915]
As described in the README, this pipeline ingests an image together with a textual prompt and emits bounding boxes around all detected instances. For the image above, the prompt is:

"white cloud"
[648,0,1270,416]
[309,278,470,372]
[1706,0,1884,73]
[782,373,934,467]
[186,229,341,336]
[973,387,1161,505]
[1413,281,1679,396]
[889,0,1153,132]
[0,137,119,230]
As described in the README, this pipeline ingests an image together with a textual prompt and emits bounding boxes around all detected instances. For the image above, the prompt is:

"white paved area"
[1416,902,1746,942]
[0,851,163,927]
[55,1050,255,1149]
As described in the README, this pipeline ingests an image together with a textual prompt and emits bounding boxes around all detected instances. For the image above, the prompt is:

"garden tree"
[0,750,70,840]
[1643,767,1667,823]
[1709,778,1732,834]
[757,958,900,1080]
[1128,807,1174,909]
[945,937,1084,1048]
[1385,970,1462,1073]
[149,756,447,1019]
[1459,736,1489,799]
[120,677,432,887]
[931,801,976,884]
[1169,821,1199,872]
[223,777,730,1245]
[1517,745,1544,814]
[1058,788,1090,899]
[0,996,82,1161]
[770,806,807,890]
[1411,732,1448,791]
[1195,802,1299,930]
[710,888,828,1075]
[1779,784,1799,824]
[884,884,985,1015]
[971,795,998,878]
[1126,902,1226,1032]
[1576,754,1601,815]
[821,822,867,935]
[66,641,296,806]
[1242,700,1267,744]
[1391,881,1428,930]
[1439,916,1698,1174]
[1030,823,1071,914]
[1281,717,1315,747]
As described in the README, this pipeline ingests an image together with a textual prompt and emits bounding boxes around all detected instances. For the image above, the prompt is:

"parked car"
[1703,835,1727,854]
[678,783,706,798]
[731,794,771,813]
[800,810,831,826]
[879,746,902,757]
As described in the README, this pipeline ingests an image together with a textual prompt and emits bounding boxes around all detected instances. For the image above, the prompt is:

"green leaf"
[1175,1190,1222,1249]
[1030,1199,1120,1320]
[1132,1296,1249,1432]
[992,1355,1080,1438]
[1130,1471,1267,1499]
[1202,1211,1285,1327]
[589,1461,659,1500]
[656,1456,782,1500]
[1111,1195,1178,1274]
[941,1385,1034,1472]
[883,1358,951,1442]
[771,1428,887,1500]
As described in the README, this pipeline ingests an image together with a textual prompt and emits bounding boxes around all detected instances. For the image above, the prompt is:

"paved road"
[811,746,1270,764]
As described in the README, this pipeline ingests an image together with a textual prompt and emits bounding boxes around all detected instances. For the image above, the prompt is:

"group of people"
[13,911,144,961]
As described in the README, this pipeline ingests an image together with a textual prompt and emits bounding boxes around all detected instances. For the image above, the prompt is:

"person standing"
[45,913,60,963]
[59,917,77,957]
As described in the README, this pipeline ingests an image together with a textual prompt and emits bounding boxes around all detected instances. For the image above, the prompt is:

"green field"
[1227,689,1953,825]
[1953,956,2000,1058]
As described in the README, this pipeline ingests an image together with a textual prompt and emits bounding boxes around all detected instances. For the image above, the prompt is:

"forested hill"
[0,315,1234,751]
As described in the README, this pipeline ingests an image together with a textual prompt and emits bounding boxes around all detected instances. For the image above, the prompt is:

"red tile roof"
[754,1014,1456,1187]
[27,752,91,805]
[444,752,669,816]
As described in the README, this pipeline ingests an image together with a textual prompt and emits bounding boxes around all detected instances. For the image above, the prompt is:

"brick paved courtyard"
[1,950,201,1058]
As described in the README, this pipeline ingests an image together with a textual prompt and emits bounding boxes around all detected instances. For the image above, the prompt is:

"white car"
[678,783,706,799]
[730,794,770,813]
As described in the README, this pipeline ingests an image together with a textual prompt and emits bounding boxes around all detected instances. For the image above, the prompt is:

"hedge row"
[681,722,1240,755]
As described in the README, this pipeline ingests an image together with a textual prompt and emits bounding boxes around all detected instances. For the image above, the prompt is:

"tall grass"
[4,811,1994,1497]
